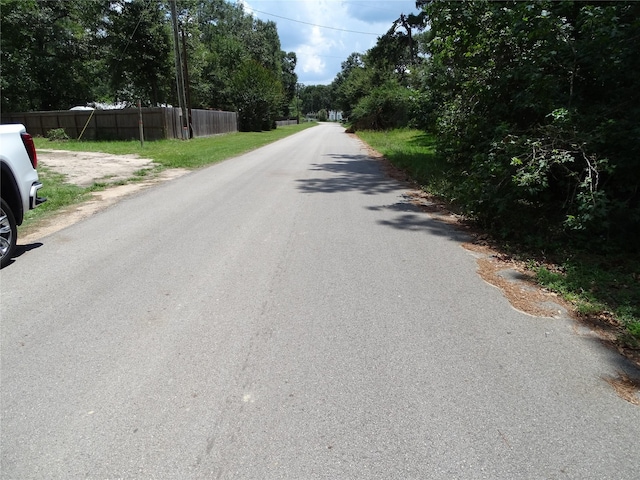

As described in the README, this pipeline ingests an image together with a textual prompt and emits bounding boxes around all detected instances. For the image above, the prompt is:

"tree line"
[0,0,298,131]
[321,0,639,252]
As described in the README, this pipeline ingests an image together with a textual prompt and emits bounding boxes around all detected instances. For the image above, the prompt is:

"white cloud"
[298,26,330,74]
[300,52,325,74]
[240,0,419,85]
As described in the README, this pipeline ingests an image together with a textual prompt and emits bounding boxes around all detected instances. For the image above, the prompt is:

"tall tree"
[280,52,298,115]
[104,0,173,106]
[1,0,297,131]
[1,0,110,111]
[180,0,295,116]
[232,60,283,131]
[331,53,367,118]
[332,35,417,129]
[299,84,334,114]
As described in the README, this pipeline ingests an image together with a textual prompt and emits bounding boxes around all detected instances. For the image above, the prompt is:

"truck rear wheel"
[0,198,17,268]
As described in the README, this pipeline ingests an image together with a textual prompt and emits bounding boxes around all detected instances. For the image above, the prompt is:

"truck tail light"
[21,132,38,169]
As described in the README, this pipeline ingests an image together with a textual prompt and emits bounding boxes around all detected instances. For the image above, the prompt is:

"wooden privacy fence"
[275,119,298,127]
[189,109,237,137]
[1,107,238,141]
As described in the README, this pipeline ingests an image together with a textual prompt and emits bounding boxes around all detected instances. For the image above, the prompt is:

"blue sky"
[237,0,420,85]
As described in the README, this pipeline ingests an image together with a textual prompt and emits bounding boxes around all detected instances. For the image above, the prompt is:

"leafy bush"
[232,60,284,132]
[418,0,640,252]
[47,128,70,141]
[350,82,412,130]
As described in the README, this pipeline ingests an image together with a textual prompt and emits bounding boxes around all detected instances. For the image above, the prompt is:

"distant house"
[328,110,343,121]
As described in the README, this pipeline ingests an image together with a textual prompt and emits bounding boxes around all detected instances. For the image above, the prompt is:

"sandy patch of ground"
[38,149,159,187]
[22,149,189,242]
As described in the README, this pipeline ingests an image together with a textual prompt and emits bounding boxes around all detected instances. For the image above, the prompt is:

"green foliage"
[350,82,412,130]
[280,52,298,113]
[1,0,111,111]
[232,60,284,131]
[299,84,334,115]
[534,254,640,345]
[332,53,366,118]
[413,0,640,251]
[356,129,446,193]
[178,0,295,115]
[46,128,70,142]
[330,13,427,131]
[317,109,328,122]
[0,0,296,116]
[105,0,173,106]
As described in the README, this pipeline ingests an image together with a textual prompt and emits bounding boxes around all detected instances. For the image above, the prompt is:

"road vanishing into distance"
[2,123,639,479]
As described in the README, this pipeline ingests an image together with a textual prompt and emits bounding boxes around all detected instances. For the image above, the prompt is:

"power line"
[249,8,382,36]
[301,53,351,59]
[120,0,154,57]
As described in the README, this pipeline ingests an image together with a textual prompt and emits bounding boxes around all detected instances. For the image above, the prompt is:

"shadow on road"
[298,145,640,394]
[1,242,44,269]
[15,242,44,259]
[298,153,470,243]
[373,206,471,243]
[297,153,403,195]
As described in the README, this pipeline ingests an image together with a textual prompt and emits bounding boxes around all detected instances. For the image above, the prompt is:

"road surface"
[2,123,639,479]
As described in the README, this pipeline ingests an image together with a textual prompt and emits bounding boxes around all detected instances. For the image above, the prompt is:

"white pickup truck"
[0,124,46,267]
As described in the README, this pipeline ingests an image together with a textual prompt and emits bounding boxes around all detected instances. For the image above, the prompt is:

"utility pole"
[170,0,188,140]
[296,83,301,124]
[138,99,144,148]
[181,28,193,138]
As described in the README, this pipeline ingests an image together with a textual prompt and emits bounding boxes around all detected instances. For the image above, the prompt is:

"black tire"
[0,198,17,268]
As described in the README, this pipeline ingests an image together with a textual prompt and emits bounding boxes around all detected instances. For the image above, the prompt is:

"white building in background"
[328,110,343,121]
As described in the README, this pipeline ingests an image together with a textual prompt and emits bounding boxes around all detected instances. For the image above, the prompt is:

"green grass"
[357,128,640,351]
[23,166,92,224]
[534,255,640,347]
[356,129,450,194]
[23,123,317,230]
[35,122,317,169]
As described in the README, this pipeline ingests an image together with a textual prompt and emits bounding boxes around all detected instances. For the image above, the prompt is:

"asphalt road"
[1,123,639,479]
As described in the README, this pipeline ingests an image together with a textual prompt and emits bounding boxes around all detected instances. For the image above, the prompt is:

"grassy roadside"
[24,123,317,227]
[357,128,640,355]
[356,129,445,193]
[34,122,317,169]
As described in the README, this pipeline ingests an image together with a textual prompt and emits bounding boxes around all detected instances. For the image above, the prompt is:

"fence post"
[138,100,144,147]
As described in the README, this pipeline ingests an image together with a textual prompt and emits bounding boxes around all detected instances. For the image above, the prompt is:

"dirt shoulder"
[22,149,189,242]
[37,149,161,187]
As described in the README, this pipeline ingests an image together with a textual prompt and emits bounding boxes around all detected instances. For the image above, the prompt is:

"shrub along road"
[1,123,638,478]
